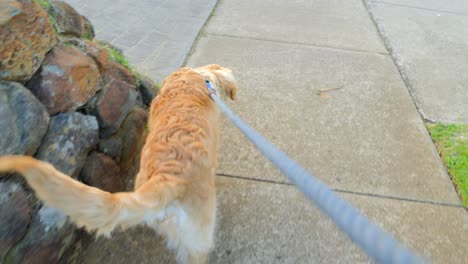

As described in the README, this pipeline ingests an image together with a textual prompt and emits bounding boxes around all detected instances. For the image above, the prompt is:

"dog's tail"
[0,155,186,236]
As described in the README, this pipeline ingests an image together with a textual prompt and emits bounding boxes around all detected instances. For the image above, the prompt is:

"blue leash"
[206,81,426,264]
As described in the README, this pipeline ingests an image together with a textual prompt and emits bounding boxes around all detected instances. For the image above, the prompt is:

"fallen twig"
[315,86,343,95]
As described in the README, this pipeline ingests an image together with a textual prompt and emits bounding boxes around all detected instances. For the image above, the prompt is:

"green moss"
[134,72,146,87]
[426,123,468,207]
[102,45,151,88]
[62,41,75,47]
[34,0,58,33]
[103,45,130,69]
[134,73,160,91]
[136,77,143,87]
[82,32,93,40]
[35,0,51,10]
[102,45,158,89]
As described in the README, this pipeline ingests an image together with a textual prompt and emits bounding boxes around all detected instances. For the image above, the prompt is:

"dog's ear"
[209,65,238,100]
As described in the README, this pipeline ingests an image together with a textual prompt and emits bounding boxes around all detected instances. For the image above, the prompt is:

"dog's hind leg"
[175,218,215,264]
[188,206,216,264]
[160,201,216,264]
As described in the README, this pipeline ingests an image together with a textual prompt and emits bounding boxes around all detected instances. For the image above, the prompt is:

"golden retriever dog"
[0,64,238,264]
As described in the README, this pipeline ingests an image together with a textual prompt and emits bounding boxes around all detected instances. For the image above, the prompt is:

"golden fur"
[0,64,238,264]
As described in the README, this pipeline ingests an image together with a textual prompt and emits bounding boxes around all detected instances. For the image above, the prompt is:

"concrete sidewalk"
[78,0,467,263]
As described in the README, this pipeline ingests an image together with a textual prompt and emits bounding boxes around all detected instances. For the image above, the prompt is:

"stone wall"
[0,0,158,262]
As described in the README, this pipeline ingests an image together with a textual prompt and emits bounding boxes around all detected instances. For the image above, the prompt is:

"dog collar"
[205,80,217,97]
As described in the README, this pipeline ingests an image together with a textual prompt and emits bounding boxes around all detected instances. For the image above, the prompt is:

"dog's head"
[192,64,238,100]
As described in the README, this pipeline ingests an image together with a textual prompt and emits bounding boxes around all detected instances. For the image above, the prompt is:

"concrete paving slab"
[211,177,369,264]
[367,2,468,123]
[213,177,467,264]
[187,35,460,204]
[79,177,467,263]
[369,0,468,15]
[64,0,217,83]
[347,190,468,264]
[204,0,387,54]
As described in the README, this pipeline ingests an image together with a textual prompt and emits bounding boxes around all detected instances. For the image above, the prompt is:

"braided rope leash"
[206,80,426,264]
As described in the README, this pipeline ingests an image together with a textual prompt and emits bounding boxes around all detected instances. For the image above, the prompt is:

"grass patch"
[103,44,147,87]
[426,123,468,207]
[101,44,159,89]
[136,77,143,87]
[134,71,146,87]
[82,32,93,40]
[134,72,160,91]
[36,0,51,10]
[103,45,131,69]
[34,0,58,33]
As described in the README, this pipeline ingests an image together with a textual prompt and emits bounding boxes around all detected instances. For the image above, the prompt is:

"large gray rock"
[50,0,84,37]
[0,81,49,155]
[68,38,110,74]
[107,61,136,86]
[80,152,123,193]
[86,79,137,137]
[0,181,33,261]
[35,112,99,178]
[3,204,76,264]
[0,0,57,82]
[81,16,95,40]
[98,137,123,162]
[137,75,159,107]
[27,45,101,115]
[116,107,148,171]
[96,107,148,171]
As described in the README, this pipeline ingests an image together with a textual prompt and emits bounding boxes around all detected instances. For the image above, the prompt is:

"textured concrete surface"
[367,1,468,123]
[205,0,387,54]
[64,0,216,83]
[187,35,459,204]
[214,178,467,264]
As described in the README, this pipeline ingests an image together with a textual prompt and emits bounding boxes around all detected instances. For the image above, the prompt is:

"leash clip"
[205,80,217,98]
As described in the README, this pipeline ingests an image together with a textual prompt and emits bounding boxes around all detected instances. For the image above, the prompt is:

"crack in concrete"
[182,0,220,67]
[217,173,464,208]
[369,1,468,17]
[361,0,466,209]
[205,32,391,56]
[361,0,435,123]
